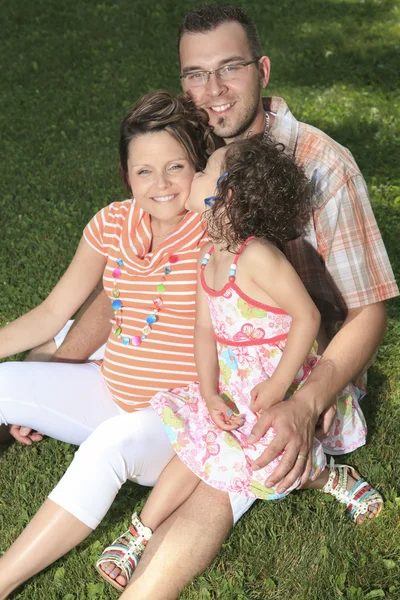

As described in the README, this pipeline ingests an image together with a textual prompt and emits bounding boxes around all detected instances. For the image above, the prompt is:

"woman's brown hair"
[119,90,215,192]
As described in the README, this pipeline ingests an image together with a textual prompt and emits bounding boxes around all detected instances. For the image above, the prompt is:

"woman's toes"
[110,566,121,579]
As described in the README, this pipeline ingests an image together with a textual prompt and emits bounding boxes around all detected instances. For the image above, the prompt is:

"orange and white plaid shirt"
[265,97,398,324]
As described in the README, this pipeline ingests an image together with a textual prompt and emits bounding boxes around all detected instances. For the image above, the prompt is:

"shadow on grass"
[250,0,399,92]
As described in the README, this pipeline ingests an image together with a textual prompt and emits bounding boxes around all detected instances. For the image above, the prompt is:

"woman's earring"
[204,196,216,207]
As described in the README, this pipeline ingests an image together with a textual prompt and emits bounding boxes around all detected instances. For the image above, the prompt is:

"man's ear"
[258,56,271,89]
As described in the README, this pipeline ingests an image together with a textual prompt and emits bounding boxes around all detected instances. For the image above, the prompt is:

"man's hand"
[248,397,318,493]
[250,379,286,414]
[9,425,44,445]
[206,395,246,431]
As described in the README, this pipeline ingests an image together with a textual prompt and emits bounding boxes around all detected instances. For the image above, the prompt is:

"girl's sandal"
[95,512,153,591]
[321,458,383,525]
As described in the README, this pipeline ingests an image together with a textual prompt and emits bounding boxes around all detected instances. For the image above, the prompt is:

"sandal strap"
[321,459,383,525]
[96,512,153,582]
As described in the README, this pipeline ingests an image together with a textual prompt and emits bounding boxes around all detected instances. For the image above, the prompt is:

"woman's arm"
[243,241,321,412]
[0,238,107,360]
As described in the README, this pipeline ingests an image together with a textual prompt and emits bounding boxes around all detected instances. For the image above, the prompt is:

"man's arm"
[52,284,113,362]
[249,301,387,492]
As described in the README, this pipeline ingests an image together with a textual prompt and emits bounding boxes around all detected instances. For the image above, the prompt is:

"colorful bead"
[112,268,121,278]
[169,254,179,264]
[229,276,235,282]
[114,327,122,337]
[122,337,130,346]
[142,325,151,336]
[146,314,157,325]
[157,283,166,294]
[141,335,147,340]
[131,336,142,346]
[112,288,120,298]
[116,259,124,267]
[161,276,166,281]
[164,265,171,275]
[229,270,236,277]
[153,297,163,309]
[112,299,122,310]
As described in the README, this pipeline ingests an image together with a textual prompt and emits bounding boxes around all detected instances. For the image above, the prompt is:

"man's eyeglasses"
[180,58,260,89]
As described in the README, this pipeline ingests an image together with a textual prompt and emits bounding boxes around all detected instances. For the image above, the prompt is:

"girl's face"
[127,131,196,222]
[185,147,227,214]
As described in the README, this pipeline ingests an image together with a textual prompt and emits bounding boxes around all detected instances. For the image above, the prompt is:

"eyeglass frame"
[180,58,261,87]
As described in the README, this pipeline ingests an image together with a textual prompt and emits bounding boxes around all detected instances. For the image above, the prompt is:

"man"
[3,5,397,599]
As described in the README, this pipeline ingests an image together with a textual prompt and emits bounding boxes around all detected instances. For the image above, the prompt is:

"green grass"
[1,0,399,598]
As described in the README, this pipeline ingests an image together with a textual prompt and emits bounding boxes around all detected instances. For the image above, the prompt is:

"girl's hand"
[250,379,287,414]
[206,394,246,431]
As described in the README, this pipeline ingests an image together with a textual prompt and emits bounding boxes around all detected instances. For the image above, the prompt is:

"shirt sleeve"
[316,174,399,309]
[83,204,113,256]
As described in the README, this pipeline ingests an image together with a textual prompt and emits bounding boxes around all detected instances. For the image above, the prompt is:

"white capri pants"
[0,322,254,529]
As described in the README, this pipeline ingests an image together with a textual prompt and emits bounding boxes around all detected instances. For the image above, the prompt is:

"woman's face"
[127,131,196,222]
[185,147,227,214]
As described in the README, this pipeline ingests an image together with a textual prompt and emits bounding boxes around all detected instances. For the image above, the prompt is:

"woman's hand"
[9,425,44,445]
[250,378,286,414]
[206,394,245,431]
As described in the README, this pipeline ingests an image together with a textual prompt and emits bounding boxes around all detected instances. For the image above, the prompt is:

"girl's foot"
[318,459,383,525]
[95,513,152,591]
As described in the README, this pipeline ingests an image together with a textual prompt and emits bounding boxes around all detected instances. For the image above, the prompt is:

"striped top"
[84,199,207,412]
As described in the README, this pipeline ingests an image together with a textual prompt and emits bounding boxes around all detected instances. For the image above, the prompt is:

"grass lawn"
[1,0,399,598]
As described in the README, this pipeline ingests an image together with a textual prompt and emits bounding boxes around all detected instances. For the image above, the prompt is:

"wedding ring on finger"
[296,454,308,462]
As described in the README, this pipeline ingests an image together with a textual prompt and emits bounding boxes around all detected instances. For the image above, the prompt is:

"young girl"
[96,136,383,591]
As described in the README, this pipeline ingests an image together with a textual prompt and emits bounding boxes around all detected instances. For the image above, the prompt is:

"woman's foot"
[95,513,152,591]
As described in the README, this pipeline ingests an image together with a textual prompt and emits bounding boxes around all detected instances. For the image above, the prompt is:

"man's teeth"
[210,103,233,113]
[152,195,175,202]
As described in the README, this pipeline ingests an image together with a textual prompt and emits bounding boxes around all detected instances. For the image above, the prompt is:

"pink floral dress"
[151,239,367,500]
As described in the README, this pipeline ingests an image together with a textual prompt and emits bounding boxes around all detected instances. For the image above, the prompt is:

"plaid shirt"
[265,97,399,323]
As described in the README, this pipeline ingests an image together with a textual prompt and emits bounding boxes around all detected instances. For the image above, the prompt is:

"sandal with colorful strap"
[95,512,152,591]
[321,458,383,525]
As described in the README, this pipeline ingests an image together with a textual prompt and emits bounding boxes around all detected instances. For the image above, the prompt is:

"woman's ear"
[119,164,132,195]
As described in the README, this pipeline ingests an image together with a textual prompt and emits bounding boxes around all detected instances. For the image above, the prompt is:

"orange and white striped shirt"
[84,200,207,412]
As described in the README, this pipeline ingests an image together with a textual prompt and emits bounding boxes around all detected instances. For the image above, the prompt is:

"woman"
[0,90,249,599]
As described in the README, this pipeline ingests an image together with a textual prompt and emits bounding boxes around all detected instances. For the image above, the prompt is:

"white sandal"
[95,512,152,591]
[321,458,383,525]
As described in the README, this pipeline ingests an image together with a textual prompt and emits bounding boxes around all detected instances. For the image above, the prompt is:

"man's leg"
[121,483,233,600]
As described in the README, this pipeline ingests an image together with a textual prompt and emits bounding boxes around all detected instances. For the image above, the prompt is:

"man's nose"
[204,73,228,97]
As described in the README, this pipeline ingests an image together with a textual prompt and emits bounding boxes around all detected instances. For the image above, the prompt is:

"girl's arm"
[242,241,321,413]
[194,245,242,430]
[0,238,107,360]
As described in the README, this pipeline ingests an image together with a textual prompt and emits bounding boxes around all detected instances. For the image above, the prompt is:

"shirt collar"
[262,97,299,157]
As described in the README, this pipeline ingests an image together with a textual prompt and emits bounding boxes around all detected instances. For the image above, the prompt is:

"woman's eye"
[138,169,150,175]
[169,164,184,171]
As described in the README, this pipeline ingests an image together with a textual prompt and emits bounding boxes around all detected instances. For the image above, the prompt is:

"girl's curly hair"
[206,135,314,252]
[119,90,216,193]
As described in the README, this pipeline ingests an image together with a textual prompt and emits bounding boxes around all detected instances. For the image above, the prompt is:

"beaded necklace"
[110,253,179,347]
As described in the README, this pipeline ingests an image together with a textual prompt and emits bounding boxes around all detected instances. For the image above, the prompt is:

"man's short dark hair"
[177,4,261,59]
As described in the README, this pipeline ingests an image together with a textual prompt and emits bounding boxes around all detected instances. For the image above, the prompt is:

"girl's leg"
[0,361,120,445]
[0,409,174,598]
[100,456,200,588]
[140,456,200,531]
